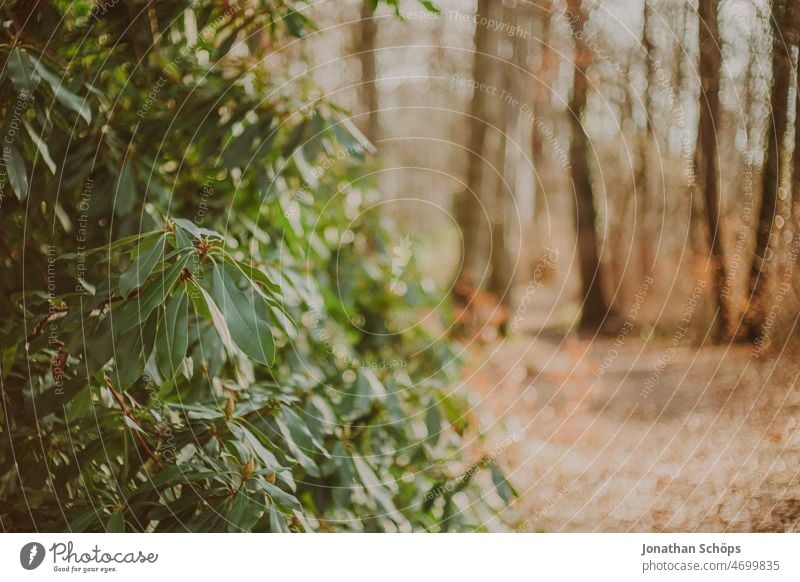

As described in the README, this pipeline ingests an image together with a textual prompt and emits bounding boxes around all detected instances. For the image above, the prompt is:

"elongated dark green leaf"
[174,226,194,250]
[34,377,89,417]
[214,30,239,61]
[6,139,28,200]
[352,455,398,515]
[111,312,157,389]
[33,59,91,123]
[115,158,136,216]
[341,369,385,420]
[173,217,223,239]
[116,253,191,336]
[425,400,442,446]
[275,415,319,477]
[227,489,263,533]
[283,407,327,455]
[420,1,441,14]
[156,291,189,380]
[193,283,237,356]
[119,235,166,297]
[209,264,275,365]
[228,422,281,471]
[172,402,224,421]
[23,120,56,174]
[69,510,100,533]
[107,511,125,533]
[488,462,517,505]
[231,259,281,296]
[269,504,290,533]
[131,464,218,494]
[7,48,39,93]
[262,481,301,510]
[83,318,116,375]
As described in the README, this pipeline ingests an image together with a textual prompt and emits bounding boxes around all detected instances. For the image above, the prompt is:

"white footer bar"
[1,533,797,581]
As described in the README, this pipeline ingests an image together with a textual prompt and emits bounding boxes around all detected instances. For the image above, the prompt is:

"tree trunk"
[529,3,553,260]
[487,3,520,313]
[743,0,797,341]
[794,0,800,230]
[566,1,613,331]
[455,0,494,292]
[358,1,380,142]
[636,0,654,279]
[531,1,553,162]
[694,0,732,341]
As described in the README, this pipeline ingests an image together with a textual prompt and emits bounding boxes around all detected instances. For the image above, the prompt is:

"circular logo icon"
[20,542,46,570]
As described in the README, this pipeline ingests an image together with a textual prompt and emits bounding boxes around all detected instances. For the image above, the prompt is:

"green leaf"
[269,504,290,533]
[232,259,281,296]
[116,253,191,336]
[341,369,385,420]
[35,377,89,417]
[33,59,91,123]
[107,511,125,533]
[23,120,56,174]
[172,403,223,421]
[284,9,309,37]
[115,157,136,216]
[352,455,398,515]
[119,235,166,297]
[228,489,264,533]
[1,345,17,380]
[192,282,237,356]
[7,48,39,93]
[263,480,301,511]
[209,264,275,366]
[488,463,517,505]
[69,510,100,533]
[420,0,441,13]
[133,464,218,492]
[425,400,442,446]
[6,138,28,200]
[111,312,157,389]
[174,226,194,250]
[228,423,281,471]
[275,415,319,477]
[156,291,189,380]
[283,407,327,455]
[214,30,239,61]
[173,217,224,240]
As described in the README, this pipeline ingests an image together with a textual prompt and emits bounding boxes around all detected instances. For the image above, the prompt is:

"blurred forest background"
[308,0,800,531]
[321,0,800,342]
[3,0,800,533]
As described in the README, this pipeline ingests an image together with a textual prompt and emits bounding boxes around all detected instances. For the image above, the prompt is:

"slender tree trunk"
[637,1,654,279]
[358,1,380,142]
[743,0,797,341]
[566,1,614,331]
[788,0,800,227]
[694,0,732,341]
[487,3,519,314]
[612,86,636,306]
[487,115,511,311]
[531,1,553,162]
[529,3,552,259]
[794,4,800,230]
[455,0,494,292]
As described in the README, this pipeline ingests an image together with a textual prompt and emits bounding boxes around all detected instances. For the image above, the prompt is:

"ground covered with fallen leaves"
[460,291,800,532]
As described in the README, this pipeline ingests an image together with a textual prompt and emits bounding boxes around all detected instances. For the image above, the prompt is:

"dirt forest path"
[462,289,800,532]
